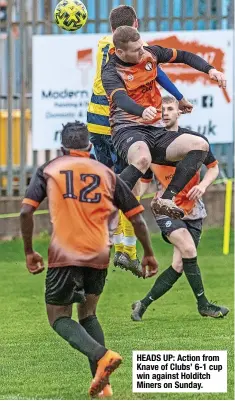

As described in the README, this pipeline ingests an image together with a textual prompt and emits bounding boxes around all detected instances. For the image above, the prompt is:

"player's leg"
[113,209,124,265]
[108,145,126,265]
[112,127,152,189]
[46,266,122,397]
[132,245,184,321]
[113,149,143,275]
[89,134,125,264]
[78,293,113,398]
[172,246,184,273]
[167,223,229,317]
[151,132,209,216]
[47,302,108,357]
[118,208,142,277]
[90,133,114,168]
[163,134,209,199]
[181,220,229,318]
[46,267,107,364]
[104,135,143,271]
[109,137,137,268]
[139,168,154,197]
[113,126,183,219]
[131,219,185,321]
[91,135,152,277]
[132,218,229,320]
[168,225,208,307]
[80,267,122,397]
[78,294,104,376]
[77,267,107,379]
[116,173,155,276]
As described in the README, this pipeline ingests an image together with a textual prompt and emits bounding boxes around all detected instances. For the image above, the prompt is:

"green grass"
[0,228,233,400]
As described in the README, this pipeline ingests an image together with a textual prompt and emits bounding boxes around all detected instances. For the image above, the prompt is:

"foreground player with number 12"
[20,121,158,398]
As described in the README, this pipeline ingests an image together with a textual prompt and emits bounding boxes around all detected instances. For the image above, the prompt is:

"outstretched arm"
[150,46,226,88]
[156,66,183,100]
[156,66,193,113]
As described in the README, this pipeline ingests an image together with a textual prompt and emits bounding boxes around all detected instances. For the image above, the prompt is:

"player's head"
[113,26,144,64]
[162,96,180,129]
[61,121,90,151]
[109,5,138,32]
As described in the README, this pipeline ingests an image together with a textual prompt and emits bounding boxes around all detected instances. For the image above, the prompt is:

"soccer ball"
[54,0,88,31]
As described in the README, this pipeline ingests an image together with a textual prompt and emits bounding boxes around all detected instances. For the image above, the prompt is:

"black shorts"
[45,266,108,305]
[156,218,203,248]
[112,125,182,164]
[90,132,153,180]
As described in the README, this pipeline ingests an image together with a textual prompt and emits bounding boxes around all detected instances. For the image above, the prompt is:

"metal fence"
[0,0,234,196]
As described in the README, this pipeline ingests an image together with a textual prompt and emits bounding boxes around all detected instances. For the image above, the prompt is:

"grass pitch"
[0,228,233,400]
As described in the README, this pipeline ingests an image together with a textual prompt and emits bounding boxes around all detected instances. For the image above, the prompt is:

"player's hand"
[178,98,193,114]
[141,255,158,278]
[208,69,226,88]
[187,184,206,200]
[142,106,157,121]
[26,252,45,275]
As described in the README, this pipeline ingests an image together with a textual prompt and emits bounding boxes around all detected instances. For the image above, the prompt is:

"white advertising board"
[32,30,233,150]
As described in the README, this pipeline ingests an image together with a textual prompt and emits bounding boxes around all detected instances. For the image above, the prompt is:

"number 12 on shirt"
[60,170,101,203]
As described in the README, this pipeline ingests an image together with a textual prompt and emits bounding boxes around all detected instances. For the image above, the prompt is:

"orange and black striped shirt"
[102,46,179,134]
[102,45,214,135]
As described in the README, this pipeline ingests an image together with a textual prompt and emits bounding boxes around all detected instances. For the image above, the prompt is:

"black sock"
[182,257,208,306]
[119,164,143,190]
[141,266,182,308]
[80,315,105,378]
[53,316,107,362]
[162,150,208,199]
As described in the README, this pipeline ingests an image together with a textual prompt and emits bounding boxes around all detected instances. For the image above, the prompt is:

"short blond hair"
[162,96,179,107]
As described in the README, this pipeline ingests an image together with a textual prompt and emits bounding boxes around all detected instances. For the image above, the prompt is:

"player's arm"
[113,175,158,277]
[156,66,193,114]
[102,64,156,120]
[20,165,47,274]
[187,148,219,200]
[156,66,183,100]
[150,46,226,88]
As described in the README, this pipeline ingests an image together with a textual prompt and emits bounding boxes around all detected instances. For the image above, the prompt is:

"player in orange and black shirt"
[101,26,227,221]
[131,97,229,321]
[88,5,193,278]
[20,121,158,398]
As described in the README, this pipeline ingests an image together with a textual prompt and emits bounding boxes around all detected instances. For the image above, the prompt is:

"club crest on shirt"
[127,74,134,81]
[145,62,153,71]
[165,220,172,228]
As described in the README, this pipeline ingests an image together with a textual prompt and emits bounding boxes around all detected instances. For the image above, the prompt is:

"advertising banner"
[32,30,233,150]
